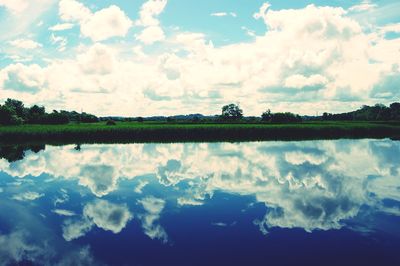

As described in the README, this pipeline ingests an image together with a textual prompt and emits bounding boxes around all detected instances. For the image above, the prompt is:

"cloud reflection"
[0,140,399,237]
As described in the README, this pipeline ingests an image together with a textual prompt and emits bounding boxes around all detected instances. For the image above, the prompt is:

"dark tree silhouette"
[261,109,272,122]
[222,104,243,120]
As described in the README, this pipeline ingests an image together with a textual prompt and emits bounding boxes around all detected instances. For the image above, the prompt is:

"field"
[0,121,400,144]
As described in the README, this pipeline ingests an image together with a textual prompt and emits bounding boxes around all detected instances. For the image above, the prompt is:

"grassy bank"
[0,121,400,144]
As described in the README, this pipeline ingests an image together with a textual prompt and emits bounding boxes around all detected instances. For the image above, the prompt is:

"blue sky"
[0,0,399,116]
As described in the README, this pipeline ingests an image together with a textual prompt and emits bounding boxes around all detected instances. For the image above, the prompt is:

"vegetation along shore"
[0,99,400,143]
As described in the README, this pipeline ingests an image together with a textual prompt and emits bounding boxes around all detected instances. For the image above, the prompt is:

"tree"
[42,111,70,124]
[221,104,243,120]
[0,105,23,125]
[27,105,45,124]
[4,98,26,119]
[261,109,272,122]
[0,105,15,125]
[390,102,400,120]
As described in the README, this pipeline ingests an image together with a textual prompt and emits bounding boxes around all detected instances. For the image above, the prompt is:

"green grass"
[0,121,399,144]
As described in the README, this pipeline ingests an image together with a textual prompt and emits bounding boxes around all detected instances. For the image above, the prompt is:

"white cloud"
[0,230,46,264]
[77,43,116,75]
[136,25,165,44]
[285,151,327,165]
[349,0,377,12]
[59,0,91,22]
[50,34,68,52]
[284,74,328,89]
[253,2,271,20]
[211,12,227,17]
[139,196,168,242]
[177,197,203,206]
[134,180,149,193]
[52,209,76,216]
[241,26,256,37]
[12,191,43,201]
[0,0,55,41]
[0,63,45,93]
[136,0,167,44]
[62,218,93,241]
[48,23,74,31]
[62,199,132,241]
[80,5,132,42]
[77,164,118,196]
[1,3,400,116]
[9,39,42,49]
[59,0,132,42]
[211,12,237,17]
[136,0,168,27]
[1,140,400,236]
[380,23,400,33]
[83,200,132,234]
[0,0,29,13]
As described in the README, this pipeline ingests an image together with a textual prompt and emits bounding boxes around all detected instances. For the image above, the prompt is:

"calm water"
[0,139,399,266]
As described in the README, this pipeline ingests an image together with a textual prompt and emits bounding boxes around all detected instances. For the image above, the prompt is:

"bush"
[271,112,302,123]
[80,113,99,123]
[106,120,116,126]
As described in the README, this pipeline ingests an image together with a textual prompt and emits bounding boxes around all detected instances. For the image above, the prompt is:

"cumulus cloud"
[80,5,132,42]
[58,0,132,41]
[1,2,399,115]
[77,43,116,75]
[0,63,45,93]
[135,25,165,44]
[136,0,168,27]
[136,0,167,44]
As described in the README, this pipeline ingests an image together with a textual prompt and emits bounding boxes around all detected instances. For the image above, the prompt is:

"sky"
[0,0,399,116]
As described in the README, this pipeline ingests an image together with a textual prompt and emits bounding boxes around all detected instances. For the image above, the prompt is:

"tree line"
[220,102,400,122]
[1,99,399,126]
[220,103,302,123]
[322,103,400,121]
[0,99,99,125]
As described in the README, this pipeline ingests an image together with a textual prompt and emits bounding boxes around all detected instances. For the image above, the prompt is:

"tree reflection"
[0,144,45,162]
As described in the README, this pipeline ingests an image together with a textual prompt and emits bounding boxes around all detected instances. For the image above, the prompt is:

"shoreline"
[0,121,399,144]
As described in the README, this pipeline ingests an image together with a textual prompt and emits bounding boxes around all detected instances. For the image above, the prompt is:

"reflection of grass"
[0,121,400,144]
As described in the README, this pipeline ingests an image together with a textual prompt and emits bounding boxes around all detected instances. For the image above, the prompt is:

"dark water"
[0,139,399,266]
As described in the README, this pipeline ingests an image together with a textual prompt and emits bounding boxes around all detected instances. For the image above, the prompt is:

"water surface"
[0,139,399,265]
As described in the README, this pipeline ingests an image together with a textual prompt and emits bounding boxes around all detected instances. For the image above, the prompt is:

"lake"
[0,139,399,265]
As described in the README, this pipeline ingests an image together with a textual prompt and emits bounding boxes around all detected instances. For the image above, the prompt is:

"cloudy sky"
[0,0,399,116]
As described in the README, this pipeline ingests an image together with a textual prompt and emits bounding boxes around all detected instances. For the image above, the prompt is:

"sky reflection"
[0,139,399,265]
